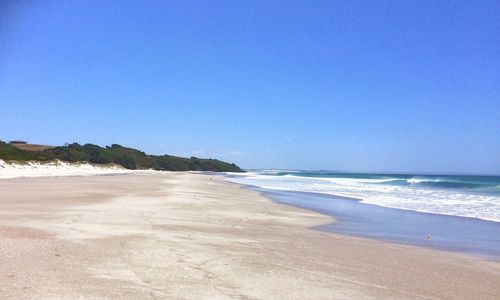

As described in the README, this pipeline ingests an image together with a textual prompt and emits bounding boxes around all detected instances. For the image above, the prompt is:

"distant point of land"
[0,140,243,172]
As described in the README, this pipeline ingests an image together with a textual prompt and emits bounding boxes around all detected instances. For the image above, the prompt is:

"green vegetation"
[0,141,243,172]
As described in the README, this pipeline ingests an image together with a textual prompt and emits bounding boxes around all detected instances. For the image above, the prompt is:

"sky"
[0,1,499,174]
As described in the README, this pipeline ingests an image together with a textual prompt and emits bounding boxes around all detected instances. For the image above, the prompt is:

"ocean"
[226,170,500,259]
[227,170,500,222]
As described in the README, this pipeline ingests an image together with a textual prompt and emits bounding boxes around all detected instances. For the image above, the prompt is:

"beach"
[1,173,499,299]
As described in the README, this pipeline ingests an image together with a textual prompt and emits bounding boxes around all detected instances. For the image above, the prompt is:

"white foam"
[406,177,442,184]
[226,173,500,223]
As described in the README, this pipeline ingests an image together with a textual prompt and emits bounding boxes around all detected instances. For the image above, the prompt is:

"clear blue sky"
[1,1,499,174]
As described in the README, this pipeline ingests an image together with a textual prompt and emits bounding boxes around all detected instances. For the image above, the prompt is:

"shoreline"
[225,171,500,224]
[223,175,500,261]
[249,185,500,261]
[1,173,499,299]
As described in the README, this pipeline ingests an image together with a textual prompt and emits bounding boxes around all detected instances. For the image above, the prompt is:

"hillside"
[0,141,243,172]
[10,143,55,151]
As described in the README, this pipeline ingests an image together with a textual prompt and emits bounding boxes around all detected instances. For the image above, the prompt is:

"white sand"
[0,173,499,299]
[0,159,147,178]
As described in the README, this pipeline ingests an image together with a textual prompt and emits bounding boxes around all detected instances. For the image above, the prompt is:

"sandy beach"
[1,173,499,299]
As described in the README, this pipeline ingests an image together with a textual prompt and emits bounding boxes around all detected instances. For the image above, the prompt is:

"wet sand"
[0,173,499,299]
[260,188,500,260]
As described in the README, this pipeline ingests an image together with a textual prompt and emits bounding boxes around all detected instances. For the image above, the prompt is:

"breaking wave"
[226,171,500,222]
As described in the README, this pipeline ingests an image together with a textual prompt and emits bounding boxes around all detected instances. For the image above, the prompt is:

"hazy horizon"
[1,1,499,174]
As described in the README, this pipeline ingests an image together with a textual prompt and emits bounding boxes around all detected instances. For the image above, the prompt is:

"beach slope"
[0,173,499,299]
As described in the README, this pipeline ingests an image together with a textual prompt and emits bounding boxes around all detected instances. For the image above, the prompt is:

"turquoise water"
[227,170,500,222]
[258,170,500,194]
[226,170,500,259]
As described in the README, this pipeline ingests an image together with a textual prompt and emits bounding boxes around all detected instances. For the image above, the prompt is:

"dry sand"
[0,159,135,179]
[0,173,498,299]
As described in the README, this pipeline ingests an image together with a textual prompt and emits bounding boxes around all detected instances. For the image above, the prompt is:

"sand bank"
[0,159,137,179]
[0,173,499,299]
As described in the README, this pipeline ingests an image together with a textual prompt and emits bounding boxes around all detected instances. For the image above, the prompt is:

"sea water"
[226,170,500,259]
[227,170,500,222]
